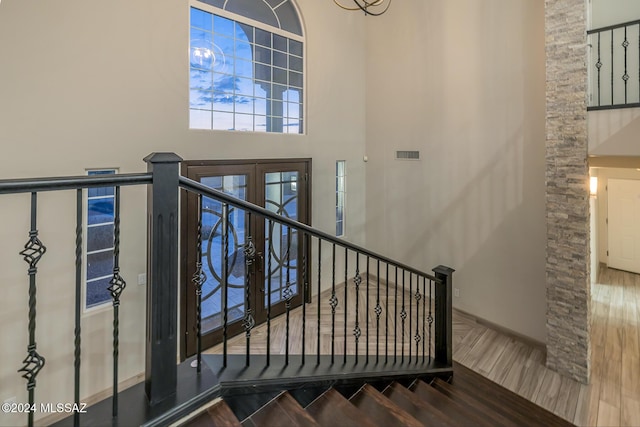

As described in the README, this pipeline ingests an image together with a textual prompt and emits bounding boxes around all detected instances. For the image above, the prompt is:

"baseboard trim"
[454,307,547,359]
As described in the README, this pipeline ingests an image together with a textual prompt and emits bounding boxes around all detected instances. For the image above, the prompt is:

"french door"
[181,159,310,358]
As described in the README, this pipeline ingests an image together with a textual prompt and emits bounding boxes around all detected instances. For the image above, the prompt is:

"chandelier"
[333,0,392,16]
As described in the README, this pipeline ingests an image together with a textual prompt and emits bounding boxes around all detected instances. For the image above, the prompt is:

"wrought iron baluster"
[401,269,406,364]
[422,276,426,363]
[394,266,398,364]
[428,278,433,361]
[409,272,412,363]
[596,32,602,106]
[366,256,369,363]
[192,195,206,373]
[385,263,389,364]
[415,275,421,363]
[375,260,381,364]
[243,212,255,367]
[611,29,614,105]
[302,232,307,365]
[19,192,46,427]
[354,253,361,363]
[284,226,292,366]
[317,238,321,366]
[623,26,630,104]
[222,203,229,367]
[74,190,82,427]
[267,220,273,367]
[330,244,337,364]
[108,186,126,417]
[344,247,348,364]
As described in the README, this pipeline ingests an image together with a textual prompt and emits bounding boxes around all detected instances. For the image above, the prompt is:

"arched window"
[189,0,304,134]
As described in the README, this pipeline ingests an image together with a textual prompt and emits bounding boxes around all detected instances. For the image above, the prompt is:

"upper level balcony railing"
[588,19,640,110]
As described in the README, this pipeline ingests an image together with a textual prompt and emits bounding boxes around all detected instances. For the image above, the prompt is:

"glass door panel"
[182,159,309,358]
[264,171,299,307]
[200,175,249,334]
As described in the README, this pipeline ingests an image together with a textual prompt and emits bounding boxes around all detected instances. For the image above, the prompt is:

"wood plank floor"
[204,265,640,426]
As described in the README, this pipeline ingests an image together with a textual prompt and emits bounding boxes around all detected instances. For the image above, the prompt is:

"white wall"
[0,0,367,424]
[590,0,640,29]
[364,0,547,342]
[589,108,640,155]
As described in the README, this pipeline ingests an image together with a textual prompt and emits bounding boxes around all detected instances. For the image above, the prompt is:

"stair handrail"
[179,176,439,281]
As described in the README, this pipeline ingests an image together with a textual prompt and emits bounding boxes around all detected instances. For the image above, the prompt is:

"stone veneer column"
[545,0,591,384]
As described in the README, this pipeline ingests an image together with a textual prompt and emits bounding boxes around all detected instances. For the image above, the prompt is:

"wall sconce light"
[590,176,598,197]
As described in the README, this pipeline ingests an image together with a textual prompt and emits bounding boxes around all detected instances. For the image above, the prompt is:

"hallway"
[454,265,640,425]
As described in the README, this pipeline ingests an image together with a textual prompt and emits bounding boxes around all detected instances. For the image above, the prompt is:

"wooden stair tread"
[349,384,422,427]
[410,379,496,427]
[431,374,519,427]
[451,362,574,427]
[183,400,241,427]
[242,392,319,427]
[305,388,377,427]
[382,381,458,427]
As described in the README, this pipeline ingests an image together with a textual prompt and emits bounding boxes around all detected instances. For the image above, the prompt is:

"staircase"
[182,362,574,427]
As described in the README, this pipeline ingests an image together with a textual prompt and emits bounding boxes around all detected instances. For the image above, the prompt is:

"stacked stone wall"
[545,0,591,384]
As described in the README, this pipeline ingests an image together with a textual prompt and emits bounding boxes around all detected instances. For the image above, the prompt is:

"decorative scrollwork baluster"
[422,276,426,363]
[243,213,255,367]
[375,260,381,364]
[284,226,292,366]
[192,195,206,372]
[18,192,46,427]
[428,279,434,361]
[353,256,361,362]
[415,285,421,362]
[107,186,126,417]
[330,243,337,364]
[623,27,630,103]
[366,256,370,363]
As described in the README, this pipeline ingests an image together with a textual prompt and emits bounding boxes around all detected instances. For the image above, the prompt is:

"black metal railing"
[178,174,453,372]
[588,19,640,110]
[0,152,453,427]
[0,172,152,427]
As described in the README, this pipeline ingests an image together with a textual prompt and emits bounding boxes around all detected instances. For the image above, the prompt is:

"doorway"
[180,159,311,359]
[607,178,640,274]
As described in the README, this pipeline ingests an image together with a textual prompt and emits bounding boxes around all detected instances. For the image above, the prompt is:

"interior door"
[608,178,640,274]
[181,159,310,358]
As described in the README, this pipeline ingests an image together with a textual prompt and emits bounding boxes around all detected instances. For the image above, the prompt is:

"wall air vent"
[395,150,420,160]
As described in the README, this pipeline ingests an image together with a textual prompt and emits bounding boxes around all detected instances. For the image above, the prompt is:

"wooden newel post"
[144,152,183,405]
[433,265,454,366]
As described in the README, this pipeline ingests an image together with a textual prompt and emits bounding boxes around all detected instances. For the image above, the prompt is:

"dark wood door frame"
[179,158,312,361]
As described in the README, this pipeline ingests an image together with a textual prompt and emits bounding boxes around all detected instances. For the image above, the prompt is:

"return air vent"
[395,150,420,160]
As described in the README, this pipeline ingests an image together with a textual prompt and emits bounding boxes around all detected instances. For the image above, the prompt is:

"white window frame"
[336,160,346,237]
[189,0,306,134]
